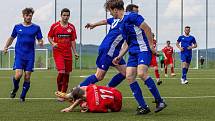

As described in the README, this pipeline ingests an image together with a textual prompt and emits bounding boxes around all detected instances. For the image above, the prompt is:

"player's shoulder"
[31,23,41,28]
[68,23,76,29]
[14,23,23,28]
[51,21,60,29]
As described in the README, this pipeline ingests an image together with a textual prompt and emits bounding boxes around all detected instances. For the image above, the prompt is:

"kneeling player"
[56,84,122,113]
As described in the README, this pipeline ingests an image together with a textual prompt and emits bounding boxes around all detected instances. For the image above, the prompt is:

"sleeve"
[128,13,145,27]
[107,18,113,25]
[177,36,181,43]
[162,47,166,53]
[36,26,43,40]
[11,25,17,38]
[48,24,55,38]
[192,36,197,44]
[71,26,77,41]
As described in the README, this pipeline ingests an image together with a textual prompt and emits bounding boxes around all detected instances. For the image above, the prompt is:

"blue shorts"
[181,53,192,64]
[96,50,126,71]
[13,57,34,72]
[127,51,152,67]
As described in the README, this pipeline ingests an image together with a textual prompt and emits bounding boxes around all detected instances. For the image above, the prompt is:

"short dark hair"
[61,8,70,15]
[126,4,138,12]
[104,0,124,11]
[185,26,190,29]
[166,40,170,43]
[71,87,85,101]
[22,7,34,15]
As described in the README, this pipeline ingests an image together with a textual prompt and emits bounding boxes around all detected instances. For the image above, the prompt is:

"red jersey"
[48,21,77,60]
[151,39,157,58]
[86,85,122,113]
[162,46,174,58]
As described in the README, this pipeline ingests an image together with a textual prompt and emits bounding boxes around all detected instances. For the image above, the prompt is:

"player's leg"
[107,59,126,87]
[138,64,167,112]
[20,71,31,102]
[10,69,23,98]
[20,59,34,102]
[61,59,72,93]
[169,57,176,76]
[127,67,150,115]
[10,57,24,98]
[138,52,167,112]
[153,65,162,85]
[164,59,168,77]
[54,54,65,92]
[181,54,189,84]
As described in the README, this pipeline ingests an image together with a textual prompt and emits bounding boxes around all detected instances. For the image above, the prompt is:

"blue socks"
[13,77,20,92]
[80,75,99,86]
[130,81,147,108]
[145,77,162,102]
[20,81,30,98]
[182,68,187,80]
[107,73,125,87]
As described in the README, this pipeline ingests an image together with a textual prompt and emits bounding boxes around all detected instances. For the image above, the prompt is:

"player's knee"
[15,73,22,80]
[24,75,31,81]
[137,72,148,80]
[126,75,135,83]
[95,75,104,81]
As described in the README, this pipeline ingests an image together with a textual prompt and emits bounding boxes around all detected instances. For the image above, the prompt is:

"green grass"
[0,69,215,121]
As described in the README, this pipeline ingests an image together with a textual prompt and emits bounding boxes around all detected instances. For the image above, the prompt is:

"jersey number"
[99,89,114,99]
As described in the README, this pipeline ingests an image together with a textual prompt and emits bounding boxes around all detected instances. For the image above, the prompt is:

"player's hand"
[61,108,71,112]
[52,42,58,48]
[180,47,184,51]
[38,41,43,47]
[85,23,95,29]
[3,47,8,54]
[112,56,122,65]
[187,46,192,50]
[74,53,79,60]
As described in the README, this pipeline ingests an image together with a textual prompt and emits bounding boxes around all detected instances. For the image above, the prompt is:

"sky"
[0,0,215,51]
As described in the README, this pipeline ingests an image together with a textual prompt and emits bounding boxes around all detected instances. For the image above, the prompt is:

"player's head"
[126,4,139,13]
[60,8,70,23]
[166,40,170,46]
[22,7,34,24]
[71,87,85,101]
[104,0,124,18]
[184,26,191,35]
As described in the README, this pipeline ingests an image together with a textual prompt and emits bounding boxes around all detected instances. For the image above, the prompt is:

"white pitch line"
[1,96,215,100]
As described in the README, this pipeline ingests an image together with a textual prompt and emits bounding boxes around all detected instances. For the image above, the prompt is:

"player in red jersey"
[150,33,162,85]
[56,84,122,113]
[162,40,176,77]
[48,8,79,101]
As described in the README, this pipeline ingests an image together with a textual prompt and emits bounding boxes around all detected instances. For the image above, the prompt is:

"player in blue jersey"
[78,1,126,87]
[176,26,197,84]
[3,8,43,102]
[109,2,166,115]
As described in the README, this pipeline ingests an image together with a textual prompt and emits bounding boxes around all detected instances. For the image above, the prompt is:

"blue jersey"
[11,23,43,60]
[99,18,125,57]
[177,35,196,54]
[122,12,151,54]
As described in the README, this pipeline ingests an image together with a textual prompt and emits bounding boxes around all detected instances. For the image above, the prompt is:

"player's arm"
[85,20,107,29]
[71,41,79,60]
[139,22,157,55]
[61,99,82,112]
[162,49,167,60]
[176,41,184,51]
[37,39,44,47]
[112,41,128,65]
[48,37,57,48]
[3,37,15,54]
[188,43,197,50]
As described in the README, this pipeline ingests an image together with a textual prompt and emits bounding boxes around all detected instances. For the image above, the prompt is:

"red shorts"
[150,55,158,67]
[110,89,122,112]
[164,57,173,65]
[53,53,72,73]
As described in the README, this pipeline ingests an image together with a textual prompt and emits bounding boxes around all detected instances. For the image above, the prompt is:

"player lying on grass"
[55,84,122,113]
